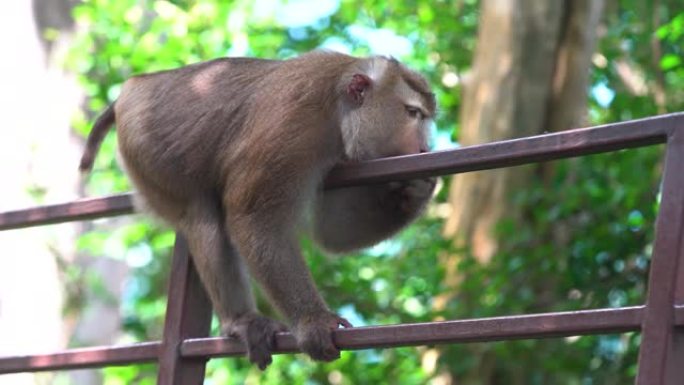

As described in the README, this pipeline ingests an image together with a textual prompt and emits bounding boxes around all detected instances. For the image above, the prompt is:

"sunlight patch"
[367,239,402,256]
[347,26,413,57]
[277,0,338,27]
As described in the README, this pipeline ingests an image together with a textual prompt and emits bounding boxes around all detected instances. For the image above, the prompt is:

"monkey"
[79,51,436,369]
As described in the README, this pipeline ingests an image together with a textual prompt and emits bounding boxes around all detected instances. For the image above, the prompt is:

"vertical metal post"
[636,129,684,385]
[157,234,213,385]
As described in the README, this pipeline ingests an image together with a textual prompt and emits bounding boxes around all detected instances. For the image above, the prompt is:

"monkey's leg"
[226,211,352,363]
[313,178,436,253]
[179,201,287,369]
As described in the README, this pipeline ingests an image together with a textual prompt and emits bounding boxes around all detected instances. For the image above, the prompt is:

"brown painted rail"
[0,343,159,374]
[0,113,683,385]
[1,306,683,375]
[1,113,679,231]
[181,306,648,359]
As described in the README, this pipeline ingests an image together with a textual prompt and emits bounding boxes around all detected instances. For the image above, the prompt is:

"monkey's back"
[114,52,363,223]
[115,57,280,198]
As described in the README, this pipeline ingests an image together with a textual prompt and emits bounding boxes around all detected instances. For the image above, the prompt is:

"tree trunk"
[0,2,128,385]
[433,0,604,383]
[0,2,79,384]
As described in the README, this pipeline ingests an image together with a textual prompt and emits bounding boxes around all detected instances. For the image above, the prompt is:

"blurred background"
[0,0,683,384]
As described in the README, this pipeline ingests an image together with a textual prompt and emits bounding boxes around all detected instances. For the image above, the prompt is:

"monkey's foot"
[222,313,288,370]
[293,312,353,362]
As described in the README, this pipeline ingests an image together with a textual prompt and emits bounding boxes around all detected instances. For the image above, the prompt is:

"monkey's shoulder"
[127,57,280,84]
[123,51,358,88]
[119,58,283,100]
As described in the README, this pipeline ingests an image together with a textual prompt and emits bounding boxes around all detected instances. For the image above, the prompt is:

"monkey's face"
[340,59,435,161]
[382,78,433,157]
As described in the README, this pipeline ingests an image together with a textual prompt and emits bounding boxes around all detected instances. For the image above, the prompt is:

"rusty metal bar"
[2,305,683,374]
[0,194,134,231]
[156,235,212,385]
[325,112,680,188]
[181,307,646,359]
[0,342,159,374]
[1,113,682,232]
[636,129,684,385]
[675,305,684,324]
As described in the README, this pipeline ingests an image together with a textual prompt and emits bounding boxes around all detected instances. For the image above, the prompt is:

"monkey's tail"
[79,102,116,173]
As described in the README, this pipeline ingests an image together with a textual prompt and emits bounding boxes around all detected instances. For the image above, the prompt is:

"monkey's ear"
[347,74,371,105]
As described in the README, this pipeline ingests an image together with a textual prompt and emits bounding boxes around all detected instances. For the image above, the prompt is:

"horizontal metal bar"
[676,305,684,326]
[326,112,680,188]
[1,113,681,231]
[2,306,681,374]
[0,194,134,231]
[181,307,646,359]
[0,342,159,374]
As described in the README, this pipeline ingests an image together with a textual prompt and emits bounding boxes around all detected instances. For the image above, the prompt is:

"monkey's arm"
[224,160,352,362]
[313,178,435,253]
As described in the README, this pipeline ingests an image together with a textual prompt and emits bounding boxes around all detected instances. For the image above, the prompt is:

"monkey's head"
[339,56,436,161]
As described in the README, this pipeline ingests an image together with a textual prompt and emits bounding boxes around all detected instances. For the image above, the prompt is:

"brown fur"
[80,51,436,368]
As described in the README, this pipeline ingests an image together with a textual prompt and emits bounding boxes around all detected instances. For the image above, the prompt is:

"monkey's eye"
[405,105,425,120]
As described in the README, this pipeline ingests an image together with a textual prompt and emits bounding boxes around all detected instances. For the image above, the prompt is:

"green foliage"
[65,0,684,384]
[656,11,684,96]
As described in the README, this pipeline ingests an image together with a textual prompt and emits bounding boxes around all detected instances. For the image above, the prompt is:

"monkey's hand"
[387,177,437,215]
[222,313,289,370]
[292,312,353,362]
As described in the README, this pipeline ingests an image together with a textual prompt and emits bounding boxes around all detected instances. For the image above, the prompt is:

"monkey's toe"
[223,313,288,370]
[336,315,353,328]
[299,330,340,362]
[294,312,352,362]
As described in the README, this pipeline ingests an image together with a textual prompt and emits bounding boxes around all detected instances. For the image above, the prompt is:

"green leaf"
[661,54,681,70]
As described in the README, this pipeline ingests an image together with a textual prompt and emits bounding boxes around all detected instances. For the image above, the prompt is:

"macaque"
[80,51,436,369]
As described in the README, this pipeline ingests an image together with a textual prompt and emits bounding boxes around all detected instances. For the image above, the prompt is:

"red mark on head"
[347,74,371,105]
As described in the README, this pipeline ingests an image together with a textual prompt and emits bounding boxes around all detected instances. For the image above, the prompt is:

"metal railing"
[1,113,682,384]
